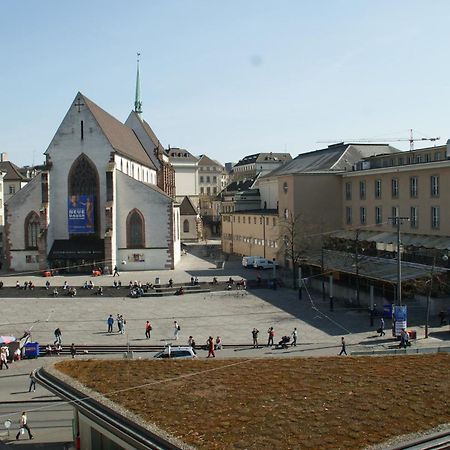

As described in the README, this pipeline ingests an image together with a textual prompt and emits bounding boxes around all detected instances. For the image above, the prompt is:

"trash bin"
[24,342,40,359]
[155,277,160,285]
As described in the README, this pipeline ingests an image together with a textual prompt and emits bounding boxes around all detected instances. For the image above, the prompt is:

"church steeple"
[134,52,143,118]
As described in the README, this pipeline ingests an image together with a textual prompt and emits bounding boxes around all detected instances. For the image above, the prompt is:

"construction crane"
[317,129,440,151]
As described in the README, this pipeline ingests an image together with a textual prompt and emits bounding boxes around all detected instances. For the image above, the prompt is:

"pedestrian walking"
[215,336,222,350]
[0,345,9,370]
[338,337,347,356]
[15,412,33,440]
[121,316,126,334]
[174,321,180,340]
[399,328,409,348]
[378,318,386,336]
[54,327,62,345]
[252,328,259,348]
[207,336,215,358]
[107,315,114,333]
[267,327,275,347]
[117,314,123,333]
[145,321,152,339]
[70,343,76,358]
[28,370,36,392]
[291,327,298,346]
[113,265,119,277]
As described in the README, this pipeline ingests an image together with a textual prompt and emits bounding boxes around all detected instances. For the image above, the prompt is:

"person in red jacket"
[207,336,215,358]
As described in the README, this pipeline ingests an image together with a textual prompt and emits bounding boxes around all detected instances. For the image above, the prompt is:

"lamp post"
[355,229,360,305]
[272,258,277,290]
[425,258,434,339]
[321,247,325,300]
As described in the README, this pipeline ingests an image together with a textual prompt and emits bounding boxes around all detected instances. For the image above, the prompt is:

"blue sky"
[1,1,450,167]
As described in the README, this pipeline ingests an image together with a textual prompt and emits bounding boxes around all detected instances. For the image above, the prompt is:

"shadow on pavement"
[429,330,450,341]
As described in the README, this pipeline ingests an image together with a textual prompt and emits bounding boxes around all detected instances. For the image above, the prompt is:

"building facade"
[222,143,398,265]
[222,209,279,260]
[338,143,450,263]
[168,148,199,204]
[4,92,181,272]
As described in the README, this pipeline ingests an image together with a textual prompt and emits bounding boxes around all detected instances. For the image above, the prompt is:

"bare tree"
[278,213,318,288]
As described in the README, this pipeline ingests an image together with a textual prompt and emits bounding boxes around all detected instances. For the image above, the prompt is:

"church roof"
[80,93,153,168]
[140,116,167,156]
[179,196,197,215]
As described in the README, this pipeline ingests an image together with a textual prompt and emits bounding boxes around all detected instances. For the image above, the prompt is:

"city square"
[2,1,450,448]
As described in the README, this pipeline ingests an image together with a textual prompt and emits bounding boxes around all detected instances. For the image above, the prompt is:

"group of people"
[82,280,95,290]
[106,314,127,334]
[129,281,154,297]
[16,280,35,290]
[206,336,221,357]
[259,326,298,349]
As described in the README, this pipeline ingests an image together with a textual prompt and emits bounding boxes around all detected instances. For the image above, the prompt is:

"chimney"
[1,153,8,162]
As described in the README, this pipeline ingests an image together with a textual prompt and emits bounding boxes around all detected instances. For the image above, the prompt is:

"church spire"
[134,52,143,118]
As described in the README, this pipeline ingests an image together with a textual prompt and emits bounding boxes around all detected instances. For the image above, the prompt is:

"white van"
[253,258,278,270]
[242,256,257,268]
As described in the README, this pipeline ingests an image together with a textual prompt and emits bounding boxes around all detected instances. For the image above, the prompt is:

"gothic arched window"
[25,212,40,249]
[127,209,145,248]
[183,219,190,233]
[68,154,99,236]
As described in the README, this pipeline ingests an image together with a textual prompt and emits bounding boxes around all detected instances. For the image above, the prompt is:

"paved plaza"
[0,246,449,447]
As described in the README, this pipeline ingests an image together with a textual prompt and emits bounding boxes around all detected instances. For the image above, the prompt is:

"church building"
[5,64,180,273]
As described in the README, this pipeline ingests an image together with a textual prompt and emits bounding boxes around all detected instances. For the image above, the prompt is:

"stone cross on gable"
[74,97,84,112]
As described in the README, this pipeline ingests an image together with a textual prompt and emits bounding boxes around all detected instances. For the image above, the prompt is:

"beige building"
[197,154,228,236]
[338,143,450,262]
[198,154,228,196]
[222,143,398,265]
[222,209,279,260]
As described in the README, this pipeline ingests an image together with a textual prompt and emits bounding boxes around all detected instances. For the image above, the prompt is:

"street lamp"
[272,258,277,290]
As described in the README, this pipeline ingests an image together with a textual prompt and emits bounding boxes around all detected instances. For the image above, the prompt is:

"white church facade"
[5,91,181,273]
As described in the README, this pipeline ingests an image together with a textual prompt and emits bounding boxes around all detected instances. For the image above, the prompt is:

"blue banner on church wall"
[68,195,95,234]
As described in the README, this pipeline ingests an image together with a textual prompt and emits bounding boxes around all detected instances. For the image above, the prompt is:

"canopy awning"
[48,239,104,260]
[307,249,446,283]
[330,230,450,250]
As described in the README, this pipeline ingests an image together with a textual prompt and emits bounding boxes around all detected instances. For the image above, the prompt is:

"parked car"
[242,256,258,268]
[253,258,279,270]
[153,346,197,359]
